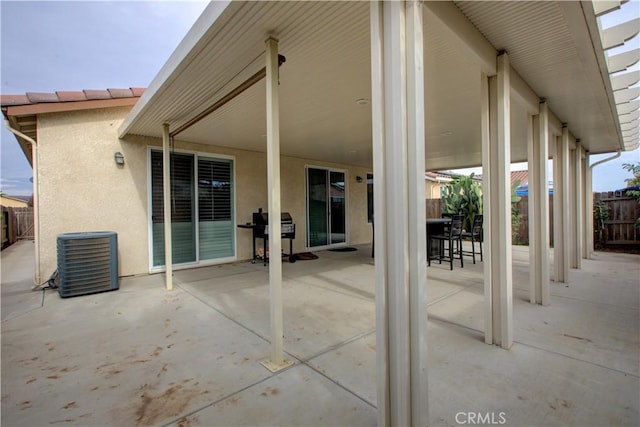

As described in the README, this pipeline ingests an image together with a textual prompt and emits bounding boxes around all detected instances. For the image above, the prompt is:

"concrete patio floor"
[1,240,638,426]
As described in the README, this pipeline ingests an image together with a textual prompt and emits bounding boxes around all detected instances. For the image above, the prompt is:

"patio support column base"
[260,359,295,374]
[482,52,513,349]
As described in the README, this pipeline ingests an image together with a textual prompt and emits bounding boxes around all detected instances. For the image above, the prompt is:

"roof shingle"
[1,87,144,108]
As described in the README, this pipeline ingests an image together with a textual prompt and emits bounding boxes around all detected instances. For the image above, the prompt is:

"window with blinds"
[150,150,234,267]
[198,158,232,221]
[198,157,234,260]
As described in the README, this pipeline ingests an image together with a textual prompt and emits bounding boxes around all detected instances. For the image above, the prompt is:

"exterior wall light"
[114,152,125,165]
[356,176,363,183]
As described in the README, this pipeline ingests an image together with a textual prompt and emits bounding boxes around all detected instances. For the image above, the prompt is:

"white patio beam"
[621,119,639,132]
[511,68,540,115]
[612,70,640,91]
[371,1,428,424]
[619,110,639,124]
[600,18,640,50]
[614,87,640,105]
[483,52,513,349]
[547,108,563,138]
[162,123,173,291]
[528,102,550,305]
[607,49,640,74]
[553,127,571,283]
[423,0,496,76]
[618,100,639,115]
[592,0,621,17]
[260,37,293,374]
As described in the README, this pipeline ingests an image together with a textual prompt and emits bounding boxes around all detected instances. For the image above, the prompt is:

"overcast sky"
[1,0,638,196]
[1,0,208,195]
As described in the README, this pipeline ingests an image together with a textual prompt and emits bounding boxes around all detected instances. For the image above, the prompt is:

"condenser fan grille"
[57,232,119,298]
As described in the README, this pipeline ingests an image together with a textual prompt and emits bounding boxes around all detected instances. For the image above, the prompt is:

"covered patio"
[114,1,637,422]
[1,240,638,425]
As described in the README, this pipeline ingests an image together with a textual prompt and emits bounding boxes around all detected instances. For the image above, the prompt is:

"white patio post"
[261,37,292,373]
[581,148,590,259]
[572,141,583,269]
[371,1,428,425]
[585,155,594,258]
[482,52,513,348]
[568,144,576,267]
[162,123,173,291]
[553,127,570,282]
[528,102,550,305]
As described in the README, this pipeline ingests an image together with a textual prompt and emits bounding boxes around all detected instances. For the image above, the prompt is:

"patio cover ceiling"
[119,1,628,171]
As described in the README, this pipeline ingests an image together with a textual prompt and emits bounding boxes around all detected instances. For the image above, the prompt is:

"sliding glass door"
[150,150,234,268]
[306,167,347,248]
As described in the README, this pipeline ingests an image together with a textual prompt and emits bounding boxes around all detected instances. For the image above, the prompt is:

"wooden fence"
[1,206,34,250]
[426,197,549,245]
[424,194,640,248]
[427,192,639,247]
[594,191,639,245]
[512,196,555,246]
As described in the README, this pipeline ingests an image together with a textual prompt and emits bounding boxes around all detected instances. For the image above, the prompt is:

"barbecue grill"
[238,208,296,265]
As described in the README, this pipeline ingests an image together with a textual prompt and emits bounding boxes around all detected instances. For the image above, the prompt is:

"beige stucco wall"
[36,106,373,279]
[425,180,444,199]
[37,107,150,280]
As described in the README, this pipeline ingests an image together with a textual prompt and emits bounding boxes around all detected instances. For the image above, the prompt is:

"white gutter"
[589,150,621,170]
[4,119,41,285]
[585,150,621,258]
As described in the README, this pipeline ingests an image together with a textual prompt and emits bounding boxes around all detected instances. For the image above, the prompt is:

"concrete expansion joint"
[301,358,377,410]
[298,329,376,363]
[514,339,640,379]
[428,314,483,337]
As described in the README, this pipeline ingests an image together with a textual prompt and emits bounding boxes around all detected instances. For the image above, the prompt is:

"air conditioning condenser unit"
[56,231,119,298]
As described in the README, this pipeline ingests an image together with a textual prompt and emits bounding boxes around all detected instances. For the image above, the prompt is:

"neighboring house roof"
[425,172,455,183]
[1,88,144,166]
[425,171,482,183]
[511,170,529,186]
[1,88,144,107]
[0,195,30,207]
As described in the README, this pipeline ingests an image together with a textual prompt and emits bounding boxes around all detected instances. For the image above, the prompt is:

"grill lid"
[253,210,293,224]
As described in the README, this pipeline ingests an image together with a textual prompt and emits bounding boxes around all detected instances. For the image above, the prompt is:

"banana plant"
[441,173,482,231]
